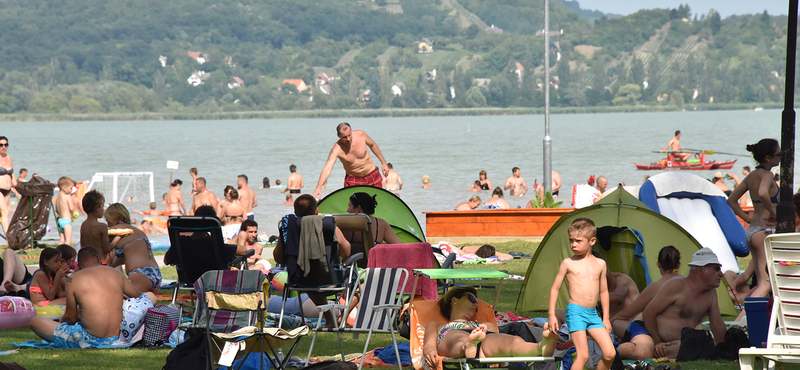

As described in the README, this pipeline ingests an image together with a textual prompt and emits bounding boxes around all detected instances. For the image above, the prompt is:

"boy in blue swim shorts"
[548,218,616,370]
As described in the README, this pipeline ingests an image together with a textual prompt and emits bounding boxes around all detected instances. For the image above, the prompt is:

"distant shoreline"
[0,102,782,122]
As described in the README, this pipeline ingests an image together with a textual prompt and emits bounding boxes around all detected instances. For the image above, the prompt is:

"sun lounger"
[409,299,560,370]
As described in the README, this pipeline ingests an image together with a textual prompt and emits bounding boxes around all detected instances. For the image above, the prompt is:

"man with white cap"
[641,248,727,359]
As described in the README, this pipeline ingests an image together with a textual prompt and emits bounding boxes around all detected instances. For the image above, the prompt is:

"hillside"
[0,0,791,115]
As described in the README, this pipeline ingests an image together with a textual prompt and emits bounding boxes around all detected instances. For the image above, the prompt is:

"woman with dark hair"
[259,177,270,189]
[0,136,15,234]
[345,192,402,254]
[423,287,555,367]
[164,179,186,216]
[612,246,681,359]
[727,138,781,298]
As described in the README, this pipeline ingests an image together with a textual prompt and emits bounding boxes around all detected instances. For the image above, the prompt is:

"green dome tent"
[518,186,737,317]
[317,185,425,243]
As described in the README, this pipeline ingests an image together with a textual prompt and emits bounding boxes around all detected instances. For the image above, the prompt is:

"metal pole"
[543,0,552,194]
[777,0,798,233]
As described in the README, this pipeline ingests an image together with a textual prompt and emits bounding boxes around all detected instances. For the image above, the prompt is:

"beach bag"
[676,327,715,362]
[163,331,208,370]
[303,361,357,370]
[394,295,424,339]
[145,305,180,345]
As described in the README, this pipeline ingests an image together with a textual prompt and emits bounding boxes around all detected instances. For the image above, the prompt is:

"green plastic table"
[411,269,509,308]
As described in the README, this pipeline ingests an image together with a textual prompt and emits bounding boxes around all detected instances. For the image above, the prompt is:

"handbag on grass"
[144,305,180,345]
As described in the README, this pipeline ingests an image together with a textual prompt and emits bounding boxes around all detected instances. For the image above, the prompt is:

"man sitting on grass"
[29,247,142,348]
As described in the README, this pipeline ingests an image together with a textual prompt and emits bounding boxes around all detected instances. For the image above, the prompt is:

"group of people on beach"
[0,123,792,364]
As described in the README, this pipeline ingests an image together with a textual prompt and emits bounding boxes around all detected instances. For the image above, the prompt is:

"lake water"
[2,109,793,242]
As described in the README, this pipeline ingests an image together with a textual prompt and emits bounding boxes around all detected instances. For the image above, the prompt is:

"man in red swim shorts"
[312,122,389,198]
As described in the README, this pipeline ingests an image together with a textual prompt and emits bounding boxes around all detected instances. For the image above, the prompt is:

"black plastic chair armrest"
[230,249,255,267]
[343,252,364,266]
[441,252,457,269]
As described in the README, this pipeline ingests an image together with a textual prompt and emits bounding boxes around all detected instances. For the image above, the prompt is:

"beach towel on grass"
[13,322,144,349]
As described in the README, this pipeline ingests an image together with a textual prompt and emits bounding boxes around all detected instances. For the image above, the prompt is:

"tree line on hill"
[0,0,792,115]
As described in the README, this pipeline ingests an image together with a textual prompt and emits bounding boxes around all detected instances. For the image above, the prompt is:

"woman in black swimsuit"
[345,192,402,255]
[478,170,492,191]
[0,136,15,234]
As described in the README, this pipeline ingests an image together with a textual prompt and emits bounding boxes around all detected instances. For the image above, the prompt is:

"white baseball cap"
[688,247,721,267]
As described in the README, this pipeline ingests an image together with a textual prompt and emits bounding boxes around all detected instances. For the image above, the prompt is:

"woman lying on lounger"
[423,287,556,368]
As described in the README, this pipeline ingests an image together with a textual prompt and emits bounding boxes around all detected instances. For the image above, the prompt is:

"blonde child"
[80,190,111,256]
[421,175,431,189]
[29,248,68,307]
[548,218,615,370]
[55,176,77,244]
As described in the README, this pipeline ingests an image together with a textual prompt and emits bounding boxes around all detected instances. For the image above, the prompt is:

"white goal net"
[86,172,155,204]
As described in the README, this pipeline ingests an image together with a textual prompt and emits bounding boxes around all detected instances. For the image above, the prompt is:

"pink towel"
[367,242,439,301]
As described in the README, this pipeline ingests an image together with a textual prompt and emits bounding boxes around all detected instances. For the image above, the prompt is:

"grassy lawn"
[0,242,794,369]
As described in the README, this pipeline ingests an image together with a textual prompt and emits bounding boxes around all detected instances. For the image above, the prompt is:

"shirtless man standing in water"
[190,177,218,215]
[282,165,304,194]
[660,130,692,162]
[503,167,527,196]
[237,174,257,220]
[312,122,389,198]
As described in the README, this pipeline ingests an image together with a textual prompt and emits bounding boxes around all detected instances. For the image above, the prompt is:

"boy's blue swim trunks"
[565,302,605,333]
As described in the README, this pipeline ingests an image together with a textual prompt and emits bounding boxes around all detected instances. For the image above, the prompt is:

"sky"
[573,0,789,18]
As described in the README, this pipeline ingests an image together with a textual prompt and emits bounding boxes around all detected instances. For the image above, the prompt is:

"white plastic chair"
[739,233,800,370]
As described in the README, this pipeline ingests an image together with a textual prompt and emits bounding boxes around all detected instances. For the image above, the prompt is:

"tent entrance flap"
[518,186,737,317]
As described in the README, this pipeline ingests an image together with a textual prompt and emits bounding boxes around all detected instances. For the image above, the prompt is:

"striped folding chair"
[306,268,410,369]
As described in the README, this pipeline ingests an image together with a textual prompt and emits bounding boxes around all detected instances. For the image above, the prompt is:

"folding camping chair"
[739,233,800,370]
[277,213,362,327]
[166,216,253,307]
[409,299,561,370]
[332,213,374,268]
[306,267,410,369]
[195,269,308,370]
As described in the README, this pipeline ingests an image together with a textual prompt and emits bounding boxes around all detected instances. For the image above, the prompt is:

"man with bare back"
[29,247,143,348]
[282,165,304,195]
[237,174,257,220]
[641,248,726,359]
[312,122,389,198]
[190,177,218,215]
[503,167,527,196]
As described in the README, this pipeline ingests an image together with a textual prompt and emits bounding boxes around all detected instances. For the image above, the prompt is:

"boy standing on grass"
[55,177,77,245]
[80,190,111,256]
[548,218,616,370]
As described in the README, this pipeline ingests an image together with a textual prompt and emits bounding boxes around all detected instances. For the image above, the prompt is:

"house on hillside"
[228,77,245,89]
[362,89,371,103]
[486,25,503,34]
[426,69,436,82]
[391,82,406,96]
[225,56,236,67]
[514,62,524,85]
[282,79,308,92]
[473,78,491,87]
[417,38,433,53]
[159,55,168,67]
[187,51,207,65]
[316,73,330,85]
[188,71,210,86]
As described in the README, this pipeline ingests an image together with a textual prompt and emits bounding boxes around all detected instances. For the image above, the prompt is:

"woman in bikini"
[727,138,781,298]
[217,187,245,226]
[0,136,16,234]
[164,179,186,216]
[104,203,162,294]
[482,188,510,209]
[423,287,556,367]
[345,192,402,257]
